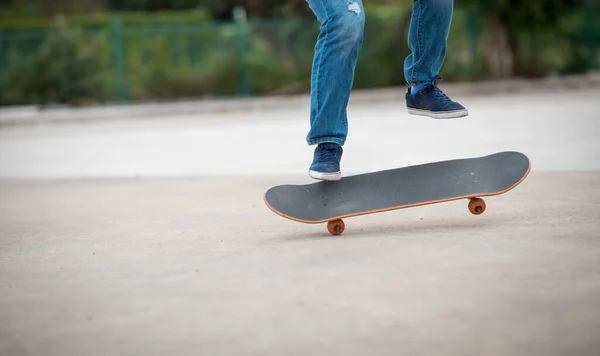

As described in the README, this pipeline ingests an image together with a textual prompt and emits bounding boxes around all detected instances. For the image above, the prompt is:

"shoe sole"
[309,170,341,181]
[408,108,469,119]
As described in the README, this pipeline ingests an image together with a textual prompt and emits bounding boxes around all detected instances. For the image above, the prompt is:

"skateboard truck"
[325,197,487,236]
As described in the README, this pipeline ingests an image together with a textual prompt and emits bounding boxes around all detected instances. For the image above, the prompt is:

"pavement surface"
[1,85,600,355]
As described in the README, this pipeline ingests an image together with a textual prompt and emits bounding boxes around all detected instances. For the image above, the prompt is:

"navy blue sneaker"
[309,142,343,181]
[406,76,468,119]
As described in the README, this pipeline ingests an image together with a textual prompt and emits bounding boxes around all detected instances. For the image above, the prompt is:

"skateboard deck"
[263,151,531,235]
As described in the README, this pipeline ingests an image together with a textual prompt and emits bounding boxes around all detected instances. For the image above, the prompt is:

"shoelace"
[432,87,454,104]
[429,76,453,104]
[316,145,341,162]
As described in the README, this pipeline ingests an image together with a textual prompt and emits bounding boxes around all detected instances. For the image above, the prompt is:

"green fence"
[0,7,598,106]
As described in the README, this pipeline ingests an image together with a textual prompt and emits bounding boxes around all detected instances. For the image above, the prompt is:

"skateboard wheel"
[468,198,486,215]
[327,220,345,236]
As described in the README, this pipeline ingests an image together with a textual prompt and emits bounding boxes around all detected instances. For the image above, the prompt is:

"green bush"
[0,9,212,30]
[123,22,236,99]
[0,5,596,107]
[142,23,300,99]
[1,17,106,106]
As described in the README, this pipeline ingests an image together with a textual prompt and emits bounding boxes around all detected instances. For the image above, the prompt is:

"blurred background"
[1,4,600,355]
[0,0,598,107]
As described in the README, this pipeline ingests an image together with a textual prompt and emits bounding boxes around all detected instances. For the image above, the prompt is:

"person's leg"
[305,0,365,181]
[404,0,453,87]
[403,0,468,119]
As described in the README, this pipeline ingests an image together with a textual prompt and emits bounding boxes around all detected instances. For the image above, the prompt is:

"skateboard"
[263,151,531,236]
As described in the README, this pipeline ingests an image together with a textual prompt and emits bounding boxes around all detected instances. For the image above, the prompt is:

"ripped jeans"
[304,0,454,146]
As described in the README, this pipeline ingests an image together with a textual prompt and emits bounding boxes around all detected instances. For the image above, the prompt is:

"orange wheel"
[327,220,345,236]
[468,198,486,215]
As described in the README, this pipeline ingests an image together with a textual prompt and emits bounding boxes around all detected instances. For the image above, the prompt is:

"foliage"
[108,0,226,17]
[0,9,211,30]
[1,17,105,106]
[0,1,597,106]
[0,0,108,16]
[458,0,592,76]
[461,0,584,31]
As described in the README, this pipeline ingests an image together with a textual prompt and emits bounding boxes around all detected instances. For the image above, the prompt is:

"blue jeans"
[305,0,454,146]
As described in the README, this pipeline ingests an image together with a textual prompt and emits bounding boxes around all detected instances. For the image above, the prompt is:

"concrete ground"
[1,86,600,355]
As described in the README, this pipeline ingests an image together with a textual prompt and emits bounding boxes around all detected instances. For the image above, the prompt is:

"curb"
[1,72,599,128]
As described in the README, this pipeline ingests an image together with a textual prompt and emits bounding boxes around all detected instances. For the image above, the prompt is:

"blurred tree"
[2,16,105,105]
[225,0,311,18]
[107,0,227,17]
[461,0,583,77]
[0,0,405,19]
[223,0,406,18]
[0,0,109,15]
